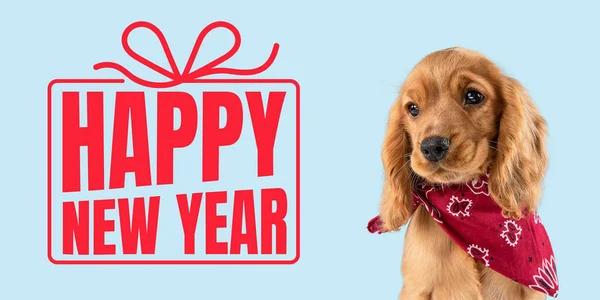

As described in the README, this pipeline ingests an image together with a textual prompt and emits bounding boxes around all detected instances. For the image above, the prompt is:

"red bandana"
[368,173,559,297]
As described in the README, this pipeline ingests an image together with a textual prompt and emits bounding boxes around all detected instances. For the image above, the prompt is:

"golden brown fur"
[379,47,548,299]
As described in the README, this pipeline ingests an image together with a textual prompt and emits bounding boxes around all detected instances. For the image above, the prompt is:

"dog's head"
[380,47,548,230]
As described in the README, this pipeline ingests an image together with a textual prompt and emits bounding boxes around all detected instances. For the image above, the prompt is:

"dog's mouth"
[417,165,476,184]
[411,140,490,184]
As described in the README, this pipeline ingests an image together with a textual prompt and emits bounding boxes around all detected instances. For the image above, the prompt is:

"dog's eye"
[408,104,419,117]
[465,90,485,105]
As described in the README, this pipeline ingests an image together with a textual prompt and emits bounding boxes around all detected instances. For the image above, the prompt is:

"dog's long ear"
[379,99,415,231]
[489,76,548,219]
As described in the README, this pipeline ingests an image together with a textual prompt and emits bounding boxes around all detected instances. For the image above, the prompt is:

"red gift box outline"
[47,20,301,265]
[47,78,300,265]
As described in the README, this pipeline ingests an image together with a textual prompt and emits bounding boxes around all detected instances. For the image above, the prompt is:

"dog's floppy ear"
[379,99,415,231]
[489,76,548,219]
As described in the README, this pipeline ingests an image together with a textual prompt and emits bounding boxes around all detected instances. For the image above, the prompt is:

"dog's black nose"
[420,136,450,162]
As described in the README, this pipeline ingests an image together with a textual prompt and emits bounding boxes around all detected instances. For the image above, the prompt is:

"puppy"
[376,47,554,300]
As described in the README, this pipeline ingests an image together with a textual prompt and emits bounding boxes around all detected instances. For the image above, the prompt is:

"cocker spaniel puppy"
[369,47,558,300]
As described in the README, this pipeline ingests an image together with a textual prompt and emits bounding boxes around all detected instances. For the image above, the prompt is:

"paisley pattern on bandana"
[467,244,490,266]
[529,256,559,297]
[500,220,523,247]
[446,195,473,218]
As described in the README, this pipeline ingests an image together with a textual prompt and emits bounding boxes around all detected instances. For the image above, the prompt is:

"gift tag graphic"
[47,21,300,264]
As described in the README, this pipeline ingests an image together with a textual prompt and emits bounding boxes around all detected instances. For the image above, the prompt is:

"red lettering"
[261,188,287,254]
[118,196,160,255]
[176,193,203,255]
[205,191,228,254]
[230,190,258,254]
[202,92,243,182]
[157,92,198,185]
[62,201,89,255]
[62,92,104,192]
[109,92,152,189]
[247,92,285,177]
[93,199,115,255]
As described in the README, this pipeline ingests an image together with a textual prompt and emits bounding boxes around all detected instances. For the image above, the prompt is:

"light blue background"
[1,0,598,299]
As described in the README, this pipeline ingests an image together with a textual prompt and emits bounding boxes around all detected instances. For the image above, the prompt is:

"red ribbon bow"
[93,21,279,88]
